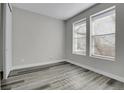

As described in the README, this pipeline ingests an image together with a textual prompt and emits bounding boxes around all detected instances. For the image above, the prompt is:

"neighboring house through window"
[73,18,86,55]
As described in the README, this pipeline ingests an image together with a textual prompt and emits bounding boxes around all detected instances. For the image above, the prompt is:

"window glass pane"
[93,34,115,57]
[76,36,86,51]
[90,6,115,60]
[74,23,86,34]
[93,13,115,35]
[73,19,86,55]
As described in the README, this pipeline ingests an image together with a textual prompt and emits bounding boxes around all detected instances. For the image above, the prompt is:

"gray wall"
[65,3,124,79]
[0,4,3,71]
[12,7,65,69]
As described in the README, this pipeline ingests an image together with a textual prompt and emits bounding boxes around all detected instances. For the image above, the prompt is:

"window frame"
[90,6,116,61]
[72,18,87,56]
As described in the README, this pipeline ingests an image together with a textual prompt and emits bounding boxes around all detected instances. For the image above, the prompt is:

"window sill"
[90,54,115,61]
[72,51,86,56]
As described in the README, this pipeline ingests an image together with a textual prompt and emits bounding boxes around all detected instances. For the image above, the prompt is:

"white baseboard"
[11,58,124,83]
[66,59,124,83]
[12,59,66,70]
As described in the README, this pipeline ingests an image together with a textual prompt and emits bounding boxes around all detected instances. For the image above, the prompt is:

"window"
[73,18,86,55]
[90,6,116,60]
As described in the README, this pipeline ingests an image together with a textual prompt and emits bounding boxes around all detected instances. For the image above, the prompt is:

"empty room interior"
[1,3,124,90]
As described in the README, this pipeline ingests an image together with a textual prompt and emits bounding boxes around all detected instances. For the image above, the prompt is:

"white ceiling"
[12,3,96,20]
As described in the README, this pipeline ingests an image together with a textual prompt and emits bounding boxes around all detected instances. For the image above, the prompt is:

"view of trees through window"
[73,19,86,55]
[90,7,115,59]
[72,6,115,60]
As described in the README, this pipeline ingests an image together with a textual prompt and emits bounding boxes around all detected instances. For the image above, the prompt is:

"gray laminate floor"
[1,62,124,90]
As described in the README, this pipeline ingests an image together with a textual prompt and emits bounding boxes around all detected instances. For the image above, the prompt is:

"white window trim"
[90,6,116,61]
[72,18,86,56]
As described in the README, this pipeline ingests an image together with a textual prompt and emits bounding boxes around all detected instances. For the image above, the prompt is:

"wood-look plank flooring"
[1,62,124,90]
